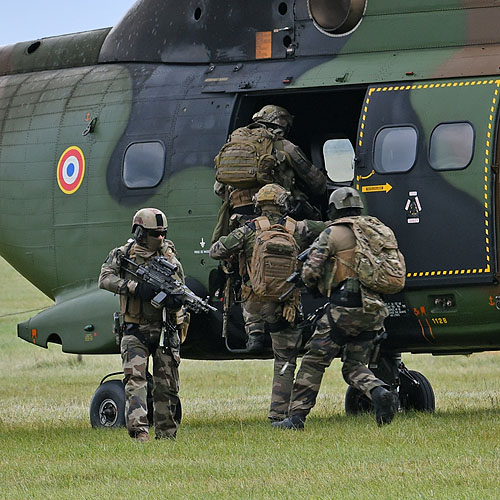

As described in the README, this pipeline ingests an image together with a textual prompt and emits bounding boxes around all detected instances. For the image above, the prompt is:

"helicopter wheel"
[399,369,435,412]
[90,380,126,428]
[90,376,182,428]
[344,369,435,415]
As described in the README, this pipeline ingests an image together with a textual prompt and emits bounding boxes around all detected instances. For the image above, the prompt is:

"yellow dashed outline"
[359,79,499,279]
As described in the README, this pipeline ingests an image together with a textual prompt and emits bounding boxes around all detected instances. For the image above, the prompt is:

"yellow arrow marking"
[356,169,375,181]
[361,183,393,193]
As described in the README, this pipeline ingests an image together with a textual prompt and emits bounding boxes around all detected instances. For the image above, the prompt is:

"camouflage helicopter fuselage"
[1,0,500,359]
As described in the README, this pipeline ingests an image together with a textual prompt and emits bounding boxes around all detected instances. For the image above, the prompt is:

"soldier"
[99,208,184,442]
[212,104,327,352]
[213,104,327,239]
[209,184,326,422]
[273,187,398,430]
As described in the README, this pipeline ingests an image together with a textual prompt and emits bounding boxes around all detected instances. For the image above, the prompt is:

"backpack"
[333,216,406,294]
[247,216,299,300]
[214,125,278,188]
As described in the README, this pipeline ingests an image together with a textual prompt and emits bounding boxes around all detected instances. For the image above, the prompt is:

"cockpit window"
[374,126,417,173]
[429,122,474,170]
[323,138,354,183]
[123,141,165,189]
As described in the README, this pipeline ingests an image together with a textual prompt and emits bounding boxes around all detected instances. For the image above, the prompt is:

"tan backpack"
[334,216,406,294]
[214,125,278,188]
[247,216,299,301]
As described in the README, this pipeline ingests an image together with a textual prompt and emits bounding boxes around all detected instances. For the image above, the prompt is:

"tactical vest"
[120,241,179,324]
[318,224,357,296]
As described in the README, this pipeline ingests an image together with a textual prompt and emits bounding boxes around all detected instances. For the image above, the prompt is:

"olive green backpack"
[334,216,406,294]
[214,125,278,188]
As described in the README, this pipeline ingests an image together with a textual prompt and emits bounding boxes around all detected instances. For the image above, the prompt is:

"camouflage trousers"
[289,303,388,418]
[242,301,266,337]
[121,323,180,439]
[244,301,302,420]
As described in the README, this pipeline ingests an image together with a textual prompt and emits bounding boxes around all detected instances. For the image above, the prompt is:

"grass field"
[1,257,500,499]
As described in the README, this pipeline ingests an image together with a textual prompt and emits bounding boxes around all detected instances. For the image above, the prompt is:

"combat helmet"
[131,208,168,234]
[252,105,294,131]
[253,183,290,213]
[328,187,364,210]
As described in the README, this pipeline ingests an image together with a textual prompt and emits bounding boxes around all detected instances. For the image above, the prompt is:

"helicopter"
[1,0,500,426]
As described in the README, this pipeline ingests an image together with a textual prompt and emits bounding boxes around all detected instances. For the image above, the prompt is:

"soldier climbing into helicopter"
[212,104,327,240]
[212,104,327,352]
[210,184,325,422]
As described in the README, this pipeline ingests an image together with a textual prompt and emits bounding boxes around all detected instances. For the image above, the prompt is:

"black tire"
[399,370,435,412]
[90,380,126,428]
[345,385,373,415]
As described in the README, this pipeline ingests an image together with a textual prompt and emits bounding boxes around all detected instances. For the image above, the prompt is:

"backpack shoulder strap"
[254,216,271,232]
[283,216,297,234]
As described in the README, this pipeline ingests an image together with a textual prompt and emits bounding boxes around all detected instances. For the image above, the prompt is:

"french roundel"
[57,146,85,195]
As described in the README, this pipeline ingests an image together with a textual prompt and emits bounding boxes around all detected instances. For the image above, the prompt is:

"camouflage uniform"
[209,212,325,420]
[287,220,389,418]
[213,122,326,225]
[212,115,327,350]
[99,240,184,439]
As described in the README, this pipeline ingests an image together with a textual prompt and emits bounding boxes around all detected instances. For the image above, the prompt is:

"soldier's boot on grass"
[246,333,265,353]
[371,386,397,426]
[271,414,306,430]
[134,431,150,443]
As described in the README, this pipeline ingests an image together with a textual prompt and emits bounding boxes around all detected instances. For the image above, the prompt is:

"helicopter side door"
[355,78,499,288]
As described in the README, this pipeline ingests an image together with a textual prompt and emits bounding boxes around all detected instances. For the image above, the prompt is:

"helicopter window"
[374,126,417,173]
[429,122,474,170]
[123,141,165,189]
[323,138,354,182]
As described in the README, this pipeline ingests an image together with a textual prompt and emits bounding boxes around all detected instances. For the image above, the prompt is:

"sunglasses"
[148,230,167,238]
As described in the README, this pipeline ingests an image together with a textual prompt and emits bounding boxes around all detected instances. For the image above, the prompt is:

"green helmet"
[252,105,293,130]
[328,187,364,210]
[253,183,290,211]
[131,208,168,233]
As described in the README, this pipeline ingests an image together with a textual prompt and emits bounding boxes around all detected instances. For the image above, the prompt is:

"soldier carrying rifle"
[99,208,190,442]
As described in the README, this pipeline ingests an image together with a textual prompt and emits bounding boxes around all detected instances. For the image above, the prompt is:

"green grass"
[1,256,500,499]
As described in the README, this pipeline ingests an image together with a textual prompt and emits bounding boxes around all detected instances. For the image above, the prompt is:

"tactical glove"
[282,303,296,324]
[135,282,157,302]
[165,294,184,311]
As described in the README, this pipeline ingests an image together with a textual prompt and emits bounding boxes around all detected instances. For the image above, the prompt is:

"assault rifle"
[278,247,312,301]
[120,255,216,314]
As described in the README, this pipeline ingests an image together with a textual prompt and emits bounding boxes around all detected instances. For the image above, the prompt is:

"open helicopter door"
[355,78,499,288]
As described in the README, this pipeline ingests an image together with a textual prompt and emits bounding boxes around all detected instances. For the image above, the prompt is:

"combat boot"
[271,415,305,430]
[371,386,397,426]
[246,333,265,354]
[134,431,150,443]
